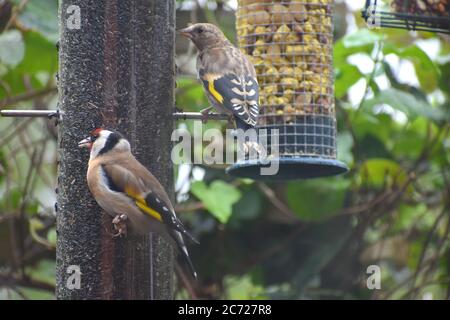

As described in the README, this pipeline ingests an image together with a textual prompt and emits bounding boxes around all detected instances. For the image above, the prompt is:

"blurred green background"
[0,0,449,299]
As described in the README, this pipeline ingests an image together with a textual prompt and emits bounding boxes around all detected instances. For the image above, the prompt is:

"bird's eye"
[197,27,204,34]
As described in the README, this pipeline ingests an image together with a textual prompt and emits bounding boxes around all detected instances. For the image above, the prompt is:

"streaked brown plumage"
[179,23,259,131]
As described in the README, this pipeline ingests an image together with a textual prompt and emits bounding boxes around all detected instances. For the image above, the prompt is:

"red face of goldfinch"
[78,128,103,150]
[78,129,128,160]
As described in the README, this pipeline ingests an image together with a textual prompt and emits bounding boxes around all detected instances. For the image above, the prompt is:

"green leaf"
[0,30,25,67]
[334,29,384,65]
[16,31,57,74]
[363,88,446,122]
[229,187,263,227]
[176,78,209,111]
[0,31,57,99]
[337,131,354,166]
[292,216,353,292]
[191,180,242,223]
[390,117,433,159]
[224,275,266,299]
[357,133,391,159]
[352,109,392,143]
[26,201,39,216]
[286,178,350,221]
[0,71,44,99]
[12,0,58,42]
[342,29,386,48]
[4,188,22,210]
[358,158,408,188]
[335,64,362,98]
[439,61,450,93]
[394,203,430,233]
[25,259,55,286]
[383,44,439,93]
[17,287,55,300]
[47,227,57,246]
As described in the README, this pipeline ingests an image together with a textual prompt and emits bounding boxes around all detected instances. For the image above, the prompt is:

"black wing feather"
[201,72,259,127]
[101,165,122,193]
[144,192,199,244]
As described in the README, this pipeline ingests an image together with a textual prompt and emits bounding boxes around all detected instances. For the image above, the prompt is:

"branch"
[4,0,30,31]
[0,273,55,293]
[234,224,305,274]
[0,87,57,108]
[256,182,298,221]
[175,202,205,213]
[410,205,448,292]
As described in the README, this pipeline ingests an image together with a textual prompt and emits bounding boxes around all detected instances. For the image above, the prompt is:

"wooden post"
[56,0,175,299]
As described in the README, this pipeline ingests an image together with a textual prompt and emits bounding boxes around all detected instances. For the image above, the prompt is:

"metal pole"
[56,0,175,299]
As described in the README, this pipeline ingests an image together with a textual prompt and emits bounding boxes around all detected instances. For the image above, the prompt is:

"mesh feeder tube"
[227,0,348,180]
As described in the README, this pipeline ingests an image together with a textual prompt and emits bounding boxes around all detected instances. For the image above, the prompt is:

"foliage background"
[0,0,449,299]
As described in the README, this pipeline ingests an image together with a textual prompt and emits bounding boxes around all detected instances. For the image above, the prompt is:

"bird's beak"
[178,27,193,39]
[78,136,92,148]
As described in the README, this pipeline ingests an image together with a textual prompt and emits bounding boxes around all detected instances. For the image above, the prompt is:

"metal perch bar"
[2,109,230,121]
[173,112,229,120]
[1,110,59,117]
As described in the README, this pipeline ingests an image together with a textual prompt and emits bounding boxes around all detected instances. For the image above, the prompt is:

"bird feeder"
[227,0,348,180]
[362,0,450,34]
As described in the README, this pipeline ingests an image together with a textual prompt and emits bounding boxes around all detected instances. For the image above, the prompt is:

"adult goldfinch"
[78,128,198,278]
[179,23,261,153]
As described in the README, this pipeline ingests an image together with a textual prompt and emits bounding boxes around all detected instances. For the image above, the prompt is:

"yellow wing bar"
[135,201,163,222]
[125,186,163,222]
[208,79,224,104]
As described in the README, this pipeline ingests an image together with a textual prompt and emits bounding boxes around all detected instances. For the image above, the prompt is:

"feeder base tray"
[226,157,348,181]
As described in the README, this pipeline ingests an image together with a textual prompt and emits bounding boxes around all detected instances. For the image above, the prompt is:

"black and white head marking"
[90,130,130,159]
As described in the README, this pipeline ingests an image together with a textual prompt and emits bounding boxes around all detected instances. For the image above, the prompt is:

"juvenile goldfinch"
[78,128,198,278]
[179,23,262,154]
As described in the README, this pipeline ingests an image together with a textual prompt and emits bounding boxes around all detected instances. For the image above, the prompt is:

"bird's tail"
[175,220,200,245]
[171,230,197,279]
[235,117,252,132]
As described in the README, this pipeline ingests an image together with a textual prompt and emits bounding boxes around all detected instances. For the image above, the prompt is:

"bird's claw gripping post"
[47,110,60,119]
[242,141,267,161]
[227,114,235,128]
[112,214,128,237]
[48,109,60,126]
[200,106,213,123]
